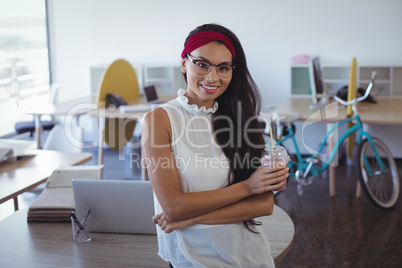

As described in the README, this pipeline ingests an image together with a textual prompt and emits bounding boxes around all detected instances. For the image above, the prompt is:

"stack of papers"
[27,187,76,222]
[27,165,103,222]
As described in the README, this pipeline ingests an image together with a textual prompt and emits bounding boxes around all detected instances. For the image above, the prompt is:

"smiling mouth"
[201,84,219,93]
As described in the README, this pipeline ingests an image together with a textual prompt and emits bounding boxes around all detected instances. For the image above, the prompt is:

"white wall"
[47,0,402,156]
[48,0,402,104]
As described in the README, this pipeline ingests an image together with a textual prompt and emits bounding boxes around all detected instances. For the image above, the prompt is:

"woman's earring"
[181,69,186,73]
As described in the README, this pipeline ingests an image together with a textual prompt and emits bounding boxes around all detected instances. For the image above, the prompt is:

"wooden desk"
[0,150,92,211]
[0,205,293,267]
[273,97,402,125]
[93,95,175,179]
[263,205,295,263]
[25,96,95,149]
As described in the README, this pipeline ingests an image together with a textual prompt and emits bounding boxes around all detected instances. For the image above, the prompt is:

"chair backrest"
[96,59,140,105]
[42,125,84,153]
[96,59,141,150]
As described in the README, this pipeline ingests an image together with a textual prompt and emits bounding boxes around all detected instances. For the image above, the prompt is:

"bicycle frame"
[276,114,386,178]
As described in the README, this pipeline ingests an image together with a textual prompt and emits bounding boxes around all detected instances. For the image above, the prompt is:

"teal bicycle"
[265,72,400,209]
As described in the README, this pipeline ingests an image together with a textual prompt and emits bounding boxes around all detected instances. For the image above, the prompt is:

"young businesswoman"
[142,23,288,267]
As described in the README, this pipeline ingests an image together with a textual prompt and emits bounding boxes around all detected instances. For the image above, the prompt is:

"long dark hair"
[183,24,266,231]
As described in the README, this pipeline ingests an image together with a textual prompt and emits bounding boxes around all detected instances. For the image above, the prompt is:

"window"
[0,0,50,136]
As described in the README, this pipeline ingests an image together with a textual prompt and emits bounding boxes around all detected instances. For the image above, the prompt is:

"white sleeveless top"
[154,89,274,268]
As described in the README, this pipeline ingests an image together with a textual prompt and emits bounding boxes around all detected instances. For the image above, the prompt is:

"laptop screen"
[144,85,158,102]
[72,179,156,234]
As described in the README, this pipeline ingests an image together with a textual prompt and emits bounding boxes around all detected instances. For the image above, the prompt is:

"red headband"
[181,31,236,60]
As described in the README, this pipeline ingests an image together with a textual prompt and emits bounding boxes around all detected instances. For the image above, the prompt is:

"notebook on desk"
[72,180,157,234]
[144,85,166,104]
[0,139,36,162]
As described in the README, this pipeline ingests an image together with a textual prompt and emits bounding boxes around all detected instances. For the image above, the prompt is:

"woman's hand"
[153,212,195,233]
[245,166,289,195]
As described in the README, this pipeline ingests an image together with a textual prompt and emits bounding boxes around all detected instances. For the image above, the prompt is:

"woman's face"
[181,41,233,109]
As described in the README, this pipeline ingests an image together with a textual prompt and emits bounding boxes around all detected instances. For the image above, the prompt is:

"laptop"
[143,85,166,104]
[72,179,157,234]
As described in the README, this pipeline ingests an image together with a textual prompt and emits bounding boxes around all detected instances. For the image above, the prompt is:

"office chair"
[14,84,60,136]
[14,120,54,137]
[42,124,84,153]
[96,59,140,150]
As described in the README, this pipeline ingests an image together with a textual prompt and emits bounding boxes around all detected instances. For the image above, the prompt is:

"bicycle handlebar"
[333,71,377,106]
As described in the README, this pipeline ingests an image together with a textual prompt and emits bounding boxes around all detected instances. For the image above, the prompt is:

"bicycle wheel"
[356,137,400,209]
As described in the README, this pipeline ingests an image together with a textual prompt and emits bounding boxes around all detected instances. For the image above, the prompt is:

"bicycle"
[262,72,400,209]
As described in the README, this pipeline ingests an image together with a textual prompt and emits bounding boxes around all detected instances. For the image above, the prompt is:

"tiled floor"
[1,133,402,267]
[275,159,402,268]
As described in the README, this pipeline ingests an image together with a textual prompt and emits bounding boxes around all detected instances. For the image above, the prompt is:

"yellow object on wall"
[97,59,140,150]
[347,57,357,159]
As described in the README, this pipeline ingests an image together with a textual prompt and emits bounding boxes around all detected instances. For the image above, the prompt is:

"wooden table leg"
[356,181,362,198]
[34,115,42,149]
[326,123,336,197]
[328,132,336,197]
[98,116,106,179]
[13,197,19,211]
[141,145,147,181]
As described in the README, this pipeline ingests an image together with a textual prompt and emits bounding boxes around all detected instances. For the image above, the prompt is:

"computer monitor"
[309,57,323,103]
[309,57,329,108]
[143,85,165,104]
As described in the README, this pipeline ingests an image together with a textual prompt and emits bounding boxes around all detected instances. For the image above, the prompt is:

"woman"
[142,23,289,268]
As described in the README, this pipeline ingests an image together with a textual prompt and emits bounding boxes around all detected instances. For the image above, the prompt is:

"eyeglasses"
[187,54,235,78]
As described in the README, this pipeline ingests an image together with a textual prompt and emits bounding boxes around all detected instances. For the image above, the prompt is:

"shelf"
[291,62,402,98]
[324,79,350,84]
[145,78,172,83]
[322,66,350,80]
[360,66,390,80]
[290,66,310,95]
[145,67,172,80]
[360,79,390,84]
[392,67,402,96]
[143,65,187,96]
[90,63,187,96]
